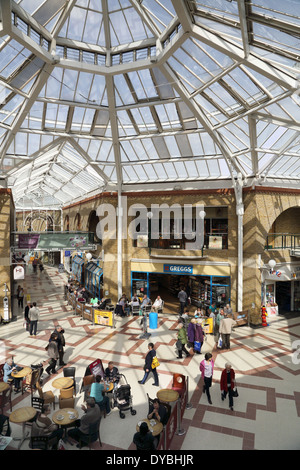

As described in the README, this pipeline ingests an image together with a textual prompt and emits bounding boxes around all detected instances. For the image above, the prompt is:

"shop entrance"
[131,271,231,314]
[276,281,291,313]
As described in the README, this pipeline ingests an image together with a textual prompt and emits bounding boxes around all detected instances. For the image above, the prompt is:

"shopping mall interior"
[0,0,300,452]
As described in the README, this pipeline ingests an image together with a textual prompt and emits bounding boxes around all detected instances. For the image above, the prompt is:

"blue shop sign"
[164,264,193,275]
[65,250,71,257]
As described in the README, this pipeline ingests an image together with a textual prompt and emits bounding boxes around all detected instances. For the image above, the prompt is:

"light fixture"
[85,253,92,261]
[199,210,206,219]
[268,259,276,270]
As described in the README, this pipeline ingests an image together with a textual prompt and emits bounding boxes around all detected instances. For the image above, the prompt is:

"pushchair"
[112,374,136,419]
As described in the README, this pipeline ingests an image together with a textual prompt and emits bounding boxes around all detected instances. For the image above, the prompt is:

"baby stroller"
[112,374,136,419]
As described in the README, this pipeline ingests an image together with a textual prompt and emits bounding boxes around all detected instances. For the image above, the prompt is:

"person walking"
[220,362,236,411]
[215,308,224,345]
[199,353,214,405]
[178,288,187,315]
[219,312,236,350]
[194,320,204,354]
[54,325,66,366]
[17,285,24,308]
[28,302,40,336]
[176,323,190,359]
[45,333,59,375]
[187,318,196,353]
[24,302,32,332]
[138,343,159,386]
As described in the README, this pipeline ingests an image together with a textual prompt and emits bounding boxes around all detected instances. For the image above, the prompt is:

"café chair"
[23,368,40,394]
[157,301,164,314]
[0,364,4,381]
[30,436,49,450]
[59,387,75,409]
[31,396,44,412]
[35,381,56,410]
[132,305,140,316]
[0,385,12,414]
[0,414,11,436]
[63,367,76,395]
[172,373,186,397]
[78,417,102,449]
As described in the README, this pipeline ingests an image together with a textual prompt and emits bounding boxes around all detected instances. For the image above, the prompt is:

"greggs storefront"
[131,259,231,311]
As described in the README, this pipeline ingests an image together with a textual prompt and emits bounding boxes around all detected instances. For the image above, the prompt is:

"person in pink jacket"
[199,353,214,405]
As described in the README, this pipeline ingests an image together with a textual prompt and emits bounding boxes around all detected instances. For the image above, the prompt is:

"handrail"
[265,233,300,250]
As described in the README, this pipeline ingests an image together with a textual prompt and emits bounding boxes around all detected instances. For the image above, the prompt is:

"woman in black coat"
[138,343,159,386]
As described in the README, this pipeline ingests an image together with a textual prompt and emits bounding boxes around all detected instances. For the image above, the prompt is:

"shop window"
[133,207,228,250]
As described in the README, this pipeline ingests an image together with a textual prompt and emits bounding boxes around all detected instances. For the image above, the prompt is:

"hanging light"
[86,253,92,261]
[268,259,276,270]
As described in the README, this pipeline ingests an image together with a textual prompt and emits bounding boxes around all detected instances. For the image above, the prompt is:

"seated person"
[78,287,89,302]
[68,397,101,447]
[194,307,204,318]
[152,296,163,312]
[31,404,63,449]
[141,294,151,308]
[3,358,22,392]
[89,375,111,416]
[147,398,167,425]
[105,361,119,389]
[133,422,156,450]
[130,296,140,308]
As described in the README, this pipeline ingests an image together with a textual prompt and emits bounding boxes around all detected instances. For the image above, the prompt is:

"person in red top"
[220,362,236,411]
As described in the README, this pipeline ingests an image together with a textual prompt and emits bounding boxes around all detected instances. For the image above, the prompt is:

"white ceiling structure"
[0,0,299,209]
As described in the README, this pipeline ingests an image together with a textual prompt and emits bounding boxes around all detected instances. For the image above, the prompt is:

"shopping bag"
[232,388,239,397]
[217,337,222,349]
[151,356,160,368]
[194,341,201,353]
[176,340,183,351]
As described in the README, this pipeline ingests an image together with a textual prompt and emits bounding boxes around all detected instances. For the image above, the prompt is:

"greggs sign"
[164,264,193,274]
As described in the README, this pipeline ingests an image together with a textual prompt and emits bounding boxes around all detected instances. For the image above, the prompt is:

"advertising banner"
[18,233,92,250]
[94,309,113,327]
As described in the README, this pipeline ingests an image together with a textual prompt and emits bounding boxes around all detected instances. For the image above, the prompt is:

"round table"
[52,408,79,427]
[104,382,113,393]
[156,388,179,403]
[11,367,32,379]
[52,377,73,390]
[136,418,163,437]
[9,406,37,449]
[0,382,10,393]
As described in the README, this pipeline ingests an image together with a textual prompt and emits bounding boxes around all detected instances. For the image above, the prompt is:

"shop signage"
[13,266,25,280]
[164,264,193,274]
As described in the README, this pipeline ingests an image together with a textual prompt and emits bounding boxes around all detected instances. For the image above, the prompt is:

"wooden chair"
[0,364,4,381]
[0,385,12,414]
[35,381,56,410]
[78,417,102,449]
[172,373,186,396]
[22,368,39,394]
[59,387,75,409]
[31,396,44,412]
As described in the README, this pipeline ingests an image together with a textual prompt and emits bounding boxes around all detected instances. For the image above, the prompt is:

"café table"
[11,367,32,379]
[52,408,79,443]
[136,418,163,437]
[156,388,179,403]
[9,406,37,449]
[52,377,73,390]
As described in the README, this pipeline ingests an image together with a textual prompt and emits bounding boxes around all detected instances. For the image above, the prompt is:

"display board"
[94,309,113,327]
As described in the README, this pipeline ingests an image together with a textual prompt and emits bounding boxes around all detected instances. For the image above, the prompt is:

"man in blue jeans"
[138,343,159,386]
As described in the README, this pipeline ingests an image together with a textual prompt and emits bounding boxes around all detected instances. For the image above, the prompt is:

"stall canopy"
[72,255,84,283]
[85,262,103,300]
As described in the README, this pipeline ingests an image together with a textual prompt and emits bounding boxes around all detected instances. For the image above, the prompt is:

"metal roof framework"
[0,0,299,209]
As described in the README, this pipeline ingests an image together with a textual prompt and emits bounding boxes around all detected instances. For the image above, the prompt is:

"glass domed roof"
[0,0,299,208]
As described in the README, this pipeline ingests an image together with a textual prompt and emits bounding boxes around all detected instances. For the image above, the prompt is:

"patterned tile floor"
[1,265,300,451]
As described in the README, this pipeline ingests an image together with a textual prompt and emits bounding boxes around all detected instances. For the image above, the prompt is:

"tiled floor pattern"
[1,265,300,450]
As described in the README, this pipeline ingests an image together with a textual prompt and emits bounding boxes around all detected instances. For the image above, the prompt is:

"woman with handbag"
[220,362,236,411]
[176,323,190,359]
[138,343,159,387]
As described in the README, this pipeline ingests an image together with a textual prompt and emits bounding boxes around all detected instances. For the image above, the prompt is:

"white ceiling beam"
[191,23,298,91]
[129,0,161,38]
[248,115,258,175]
[0,62,54,165]
[237,0,250,59]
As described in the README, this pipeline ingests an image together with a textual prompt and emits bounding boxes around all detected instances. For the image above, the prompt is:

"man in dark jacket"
[138,343,159,386]
[54,325,66,366]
